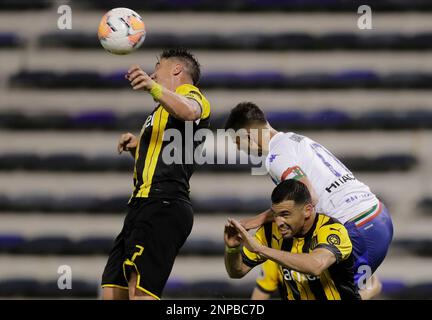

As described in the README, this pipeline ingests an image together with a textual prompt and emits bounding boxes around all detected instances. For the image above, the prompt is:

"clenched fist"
[125,65,155,91]
[118,132,138,155]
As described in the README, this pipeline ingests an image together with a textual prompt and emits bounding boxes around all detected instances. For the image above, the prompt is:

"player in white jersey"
[224,102,393,299]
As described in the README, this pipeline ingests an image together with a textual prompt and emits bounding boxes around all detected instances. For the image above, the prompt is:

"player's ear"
[172,63,182,76]
[303,203,314,218]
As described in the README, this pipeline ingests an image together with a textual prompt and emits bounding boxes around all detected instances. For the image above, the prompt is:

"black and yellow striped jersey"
[130,84,211,202]
[256,260,284,298]
[243,213,360,300]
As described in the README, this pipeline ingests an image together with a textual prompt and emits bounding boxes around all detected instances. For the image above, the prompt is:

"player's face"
[271,200,307,239]
[150,58,179,89]
[233,128,266,156]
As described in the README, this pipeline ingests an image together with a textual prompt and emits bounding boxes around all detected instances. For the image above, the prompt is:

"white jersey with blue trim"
[265,132,378,223]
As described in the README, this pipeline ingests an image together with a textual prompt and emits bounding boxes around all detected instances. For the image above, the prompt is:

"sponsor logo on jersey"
[325,173,357,193]
[269,154,279,163]
[327,234,341,245]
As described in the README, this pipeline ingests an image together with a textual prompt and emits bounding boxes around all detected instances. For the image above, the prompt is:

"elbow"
[309,262,327,277]
[178,107,199,121]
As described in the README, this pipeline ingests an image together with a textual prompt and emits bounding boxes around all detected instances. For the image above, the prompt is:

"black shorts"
[101,197,193,299]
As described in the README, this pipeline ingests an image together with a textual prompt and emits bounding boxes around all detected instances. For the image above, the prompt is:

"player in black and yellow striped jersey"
[224,179,360,300]
[252,260,284,300]
[101,48,211,300]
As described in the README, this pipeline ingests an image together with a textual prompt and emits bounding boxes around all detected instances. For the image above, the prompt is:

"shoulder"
[316,214,350,243]
[176,84,211,119]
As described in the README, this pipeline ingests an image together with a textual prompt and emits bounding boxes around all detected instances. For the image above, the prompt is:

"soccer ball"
[97,7,146,55]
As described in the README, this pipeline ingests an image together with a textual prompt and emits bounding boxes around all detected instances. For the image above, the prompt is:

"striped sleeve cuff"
[315,244,342,264]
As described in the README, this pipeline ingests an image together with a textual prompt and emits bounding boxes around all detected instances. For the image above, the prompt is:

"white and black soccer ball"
[97,7,146,55]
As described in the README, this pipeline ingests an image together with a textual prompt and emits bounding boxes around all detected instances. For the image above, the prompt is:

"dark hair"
[271,179,312,206]
[160,48,201,85]
[224,102,267,131]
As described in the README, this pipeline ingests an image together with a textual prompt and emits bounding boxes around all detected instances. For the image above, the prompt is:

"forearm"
[258,246,325,276]
[224,248,250,279]
[240,209,273,230]
[153,85,198,121]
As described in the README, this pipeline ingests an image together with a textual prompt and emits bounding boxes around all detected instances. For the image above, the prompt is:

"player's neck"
[299,211,317,237]
[171,78,193,91]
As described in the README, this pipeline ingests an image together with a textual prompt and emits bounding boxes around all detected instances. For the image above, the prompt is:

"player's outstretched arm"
[126,65,201,121]
[224,219,252,278]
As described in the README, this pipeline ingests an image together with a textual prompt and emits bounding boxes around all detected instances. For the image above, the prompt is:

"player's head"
[224,102,272,155]
[270,179,314,239]
[151,48,201,89]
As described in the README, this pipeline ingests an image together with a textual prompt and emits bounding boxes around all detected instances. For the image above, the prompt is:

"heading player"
[224,102,392,299]
[101,48,211,300]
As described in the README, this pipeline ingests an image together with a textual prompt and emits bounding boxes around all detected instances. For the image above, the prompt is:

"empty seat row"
[0,277,431,298]
[0,0,51,10]
[0,33,23,48]
[37,31,432,51]
[1,0,431,12]
[71,0,432,12]
[3,109,432,131]
[0,235,224,256]
[0,194,270,214]
[418,199,432,216]
[0,235,431,256]
[0,153,418,173]
[10,70,432,89]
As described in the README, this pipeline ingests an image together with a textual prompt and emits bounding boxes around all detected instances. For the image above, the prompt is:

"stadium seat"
[42,154,88,171]
[76,237,114,255]
[381,279,408,297]
[21,236,74,255]
[393,239,432,257]
[181,239,223,256]
[319,33,360,50]
[0,235,26,252]
[39,280,98,298]
[38,32,99,49]
[388,283,432,300]
[330,70,380,88]
[418,198,432,216]
[0,153,41,170]
[0,0,51,10]
[10,195,56,212]
[57,195,99,213]
[0,33,23,48]
[0,279,42,297]
[71,111,118,130]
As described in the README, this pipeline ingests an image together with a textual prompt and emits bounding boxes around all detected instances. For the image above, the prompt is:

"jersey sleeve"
[256,260,280,293]
[267,140,306,184]
[175,84,211,120]
[241,226,268,268]
[314,222,352,263]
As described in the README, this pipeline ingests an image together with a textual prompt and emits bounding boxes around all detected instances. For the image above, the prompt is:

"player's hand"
[224,218,243,248]
[230,218,263,254]
[118,132,138,154]
[126,65,155,91]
